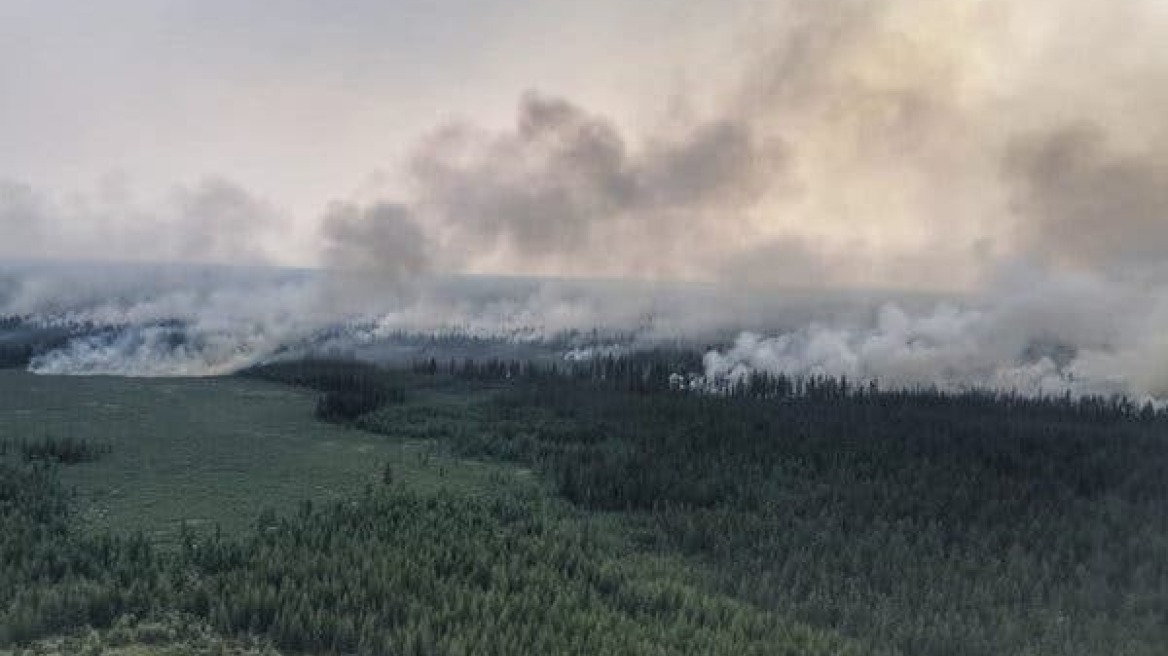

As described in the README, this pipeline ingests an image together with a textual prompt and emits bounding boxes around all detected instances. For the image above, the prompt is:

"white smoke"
[30,324,272,377]
[702,269,1168,400]
[0,260,900,376]
[3,261,1164,403]
[2,263,320,376]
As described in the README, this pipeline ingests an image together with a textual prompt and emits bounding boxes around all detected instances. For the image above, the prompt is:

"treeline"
[239,359,405,422]
[0,317,111,369]
[0,459,846,655]
[717,369,1168,423]
[0,322,73,369]
[0,342,35,368]
[0,436,111,464]
[411,356,542,381]
[415,352,1168,423]
[411,349,702,392]
[358,327,637,351]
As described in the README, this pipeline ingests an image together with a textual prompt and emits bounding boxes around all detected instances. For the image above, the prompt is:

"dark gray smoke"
[402,92,784,278]
[319,201,433,310]
[1007,124,1168,275]
[168,179,284,264]
[322,202,431,277]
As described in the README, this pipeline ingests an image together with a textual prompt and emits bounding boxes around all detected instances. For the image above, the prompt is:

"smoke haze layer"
[1,262,1166,403]
[1,0,1166,397]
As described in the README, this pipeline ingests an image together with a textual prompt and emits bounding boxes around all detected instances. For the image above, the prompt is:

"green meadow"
[0,370,519,543]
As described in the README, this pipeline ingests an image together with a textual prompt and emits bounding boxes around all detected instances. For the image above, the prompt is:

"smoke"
[392,92,784,279]
[167,179,285,264]
[0,263,321,376]
[30,323,276,377]
[702,267,1168,400]
[316,200,434,315]
[0,260,914,376]
[5,0,1165,289]
[321,202,431,279]
[2,0,1168,395]
[0,176,291,266]
[3,260,1168,402]
[1007,124,1168,276]
[0,181,48,259]
[308,0,1166,291]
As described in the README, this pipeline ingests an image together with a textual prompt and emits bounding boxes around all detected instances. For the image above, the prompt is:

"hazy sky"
[3,0,1167,290]
[2,1,730,201]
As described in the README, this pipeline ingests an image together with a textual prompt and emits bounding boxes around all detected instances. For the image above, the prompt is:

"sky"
[2,0,1167,291]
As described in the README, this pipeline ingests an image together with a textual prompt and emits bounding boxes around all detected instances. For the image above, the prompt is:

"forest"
[2,354,1168,654]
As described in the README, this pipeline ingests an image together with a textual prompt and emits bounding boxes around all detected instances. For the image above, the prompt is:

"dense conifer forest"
[3,354,1168,654]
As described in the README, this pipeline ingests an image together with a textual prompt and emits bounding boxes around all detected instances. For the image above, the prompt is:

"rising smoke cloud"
[323,91,784,281]
[1007,124,1168,276]
[1,0,1166,396]
[318,0,1167,290]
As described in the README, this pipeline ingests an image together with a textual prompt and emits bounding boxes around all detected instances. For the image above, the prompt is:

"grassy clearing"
[0,370,525,544]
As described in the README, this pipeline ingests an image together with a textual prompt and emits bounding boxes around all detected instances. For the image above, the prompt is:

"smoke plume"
[310,0,1165,291]
[703,272,1168,400]
[2,0,1167,397]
